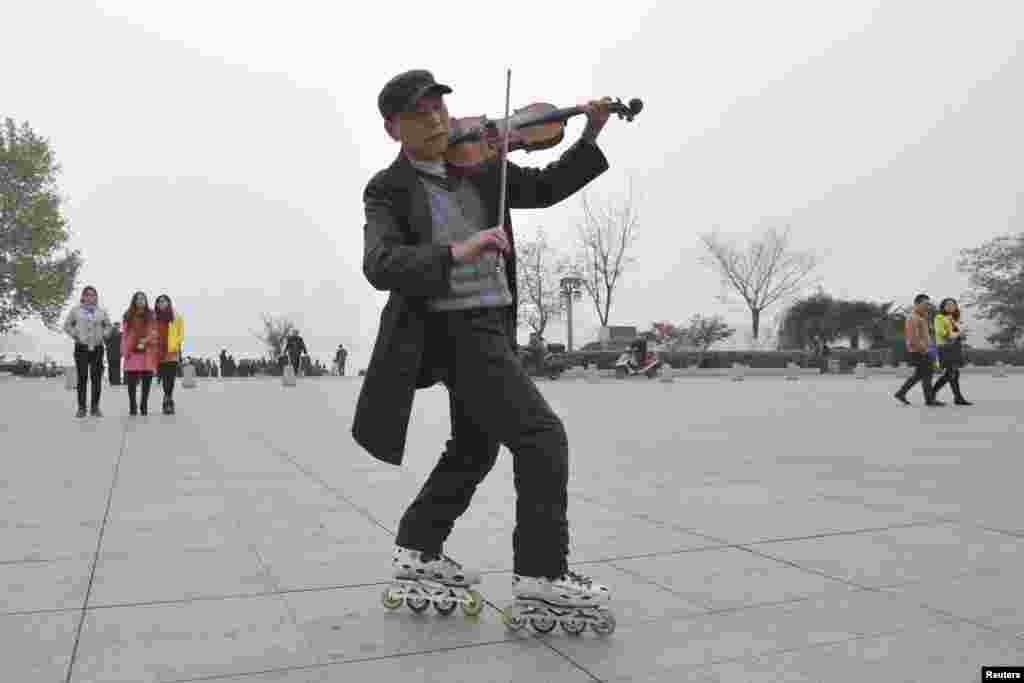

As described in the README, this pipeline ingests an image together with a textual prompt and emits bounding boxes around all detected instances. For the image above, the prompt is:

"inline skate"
[502,570,616,636]
[381,547,484,617]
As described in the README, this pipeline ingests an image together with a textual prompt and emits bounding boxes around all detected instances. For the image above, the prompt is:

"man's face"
[388,93,450,159]
[916,299,931,314]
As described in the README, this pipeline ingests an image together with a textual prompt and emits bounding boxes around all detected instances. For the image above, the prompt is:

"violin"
[445,97,643,171]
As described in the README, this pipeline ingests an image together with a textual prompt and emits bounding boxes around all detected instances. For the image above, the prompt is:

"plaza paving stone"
[1,372,1022,681]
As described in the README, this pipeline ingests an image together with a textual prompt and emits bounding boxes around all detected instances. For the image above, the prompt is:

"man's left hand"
[582,97,613,141]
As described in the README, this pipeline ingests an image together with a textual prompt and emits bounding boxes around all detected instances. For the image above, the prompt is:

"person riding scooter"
[615,337,662,379]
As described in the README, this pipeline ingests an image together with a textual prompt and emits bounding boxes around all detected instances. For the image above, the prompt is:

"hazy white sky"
[2,0,1021,367]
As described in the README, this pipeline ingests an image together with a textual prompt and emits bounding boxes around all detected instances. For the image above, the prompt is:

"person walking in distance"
[154,294,185,415]
[895,294,944,406]
[121,291,160,416]
[352,69,616,633]
[335,343,348,376]
[931,297,972,405]
[284,330,308,376]
[63,286,113,417]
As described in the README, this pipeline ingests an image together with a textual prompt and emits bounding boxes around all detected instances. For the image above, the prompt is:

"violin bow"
[495,68,512,229]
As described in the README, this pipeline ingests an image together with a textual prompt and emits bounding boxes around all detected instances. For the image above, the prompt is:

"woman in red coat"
[121,291,160,415]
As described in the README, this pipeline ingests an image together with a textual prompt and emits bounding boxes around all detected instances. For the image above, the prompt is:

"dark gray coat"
[351,139,609,466]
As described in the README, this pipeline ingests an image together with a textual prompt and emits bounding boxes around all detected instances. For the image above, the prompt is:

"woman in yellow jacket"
[932,297,971,405]
[154,294,185,415]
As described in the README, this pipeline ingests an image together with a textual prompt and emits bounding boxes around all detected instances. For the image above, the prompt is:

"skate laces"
[419,552,461,570]
[440,554,462,570]
[564,570,593,587]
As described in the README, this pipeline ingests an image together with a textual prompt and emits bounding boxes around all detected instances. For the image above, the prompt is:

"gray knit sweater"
[409,159,514,312]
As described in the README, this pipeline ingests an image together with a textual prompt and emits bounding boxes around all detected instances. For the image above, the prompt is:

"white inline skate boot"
[381,546,484,617]
[503,569,616,636]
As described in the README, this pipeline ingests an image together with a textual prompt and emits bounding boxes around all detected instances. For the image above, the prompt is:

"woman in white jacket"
[63,286,113,417]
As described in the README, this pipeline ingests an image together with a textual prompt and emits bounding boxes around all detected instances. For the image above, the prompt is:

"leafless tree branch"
[699,226,821,339]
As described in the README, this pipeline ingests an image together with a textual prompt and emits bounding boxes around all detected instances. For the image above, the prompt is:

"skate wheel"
[561,617,587,635]
[461,590,484,617]
[434,597,457,615]
[530,616,557,634]
[501,607,526,631]
[381,589,403,610]
[406,595,430,613]
[591,612,617,635]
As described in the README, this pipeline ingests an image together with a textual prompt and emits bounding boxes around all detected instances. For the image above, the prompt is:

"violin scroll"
[611,97,643,122]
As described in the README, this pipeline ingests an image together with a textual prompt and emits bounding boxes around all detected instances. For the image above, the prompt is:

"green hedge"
[562,348,1024,371]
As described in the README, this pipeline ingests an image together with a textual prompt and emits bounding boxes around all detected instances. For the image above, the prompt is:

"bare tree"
[700,226,820,340]
[685,314,736,365]
[516,226,569,341]
[575,177,641,327]
[252,313,297,360]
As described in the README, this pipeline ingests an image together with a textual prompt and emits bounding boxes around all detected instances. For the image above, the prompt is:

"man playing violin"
[352,69,615,609]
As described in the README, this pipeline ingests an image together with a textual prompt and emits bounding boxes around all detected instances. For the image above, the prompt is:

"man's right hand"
[451,226,509,263]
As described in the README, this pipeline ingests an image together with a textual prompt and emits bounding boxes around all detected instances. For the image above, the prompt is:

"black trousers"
[125,371,153,411]
[159,361,178,401]
[897,351,935,402]
[932,366,966,401]
[394,307,570,579]
[107,353,121,385]
[74,344,104,410]
[288,353,301,373]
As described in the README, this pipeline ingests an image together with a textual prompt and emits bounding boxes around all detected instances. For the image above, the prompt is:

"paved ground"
[2,371,1023,682]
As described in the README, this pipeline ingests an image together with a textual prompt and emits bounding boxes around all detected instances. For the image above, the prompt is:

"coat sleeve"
[175,316,185,351]
[362,177,455,297]
[507,138,610,210]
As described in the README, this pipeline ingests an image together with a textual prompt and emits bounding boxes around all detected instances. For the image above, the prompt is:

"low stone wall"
[553,361,1023,381]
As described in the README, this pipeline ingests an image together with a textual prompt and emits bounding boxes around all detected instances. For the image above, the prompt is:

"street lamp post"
[559,275,584,352]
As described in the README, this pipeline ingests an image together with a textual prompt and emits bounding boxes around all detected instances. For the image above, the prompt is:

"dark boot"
[951,373,972,405]
[140,376,152,415]
[162,397,172,415]
[76,407,87,418]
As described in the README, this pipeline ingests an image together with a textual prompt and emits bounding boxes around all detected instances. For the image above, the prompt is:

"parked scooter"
[614,338,662,379]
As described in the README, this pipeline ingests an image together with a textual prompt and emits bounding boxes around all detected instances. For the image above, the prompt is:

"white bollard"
[282,364,297,386]
[993,361,1007,378]
[785,362,800,381]
[585,363,600,383]
[659,365,676,383]
[729,362,745,382]
[64,368,75,391]
[854,362,868,380]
